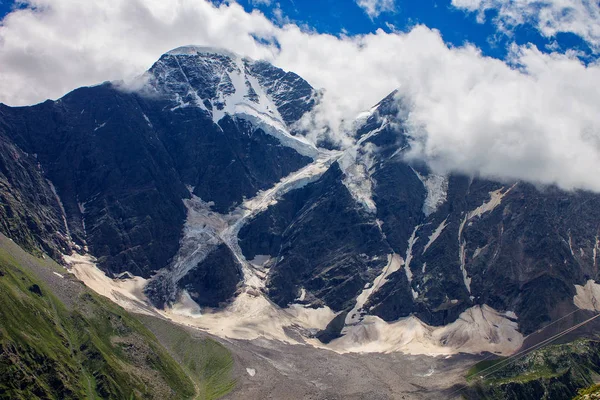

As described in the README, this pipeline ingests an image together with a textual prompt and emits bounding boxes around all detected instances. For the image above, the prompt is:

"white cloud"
[355,0,397,18]
[400,41,600,192]
[452,0,600,52]
[249,0,273,6]
[1,0,600,194]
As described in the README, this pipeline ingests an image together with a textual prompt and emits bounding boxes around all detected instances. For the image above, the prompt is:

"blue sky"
[0,0,594,62]
[0,1,11,16]
[230,0,594,61]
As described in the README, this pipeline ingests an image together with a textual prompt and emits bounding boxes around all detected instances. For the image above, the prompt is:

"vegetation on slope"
[464,339,600,400]
[0,236,234,400]
[574,384,600,400]
[139,316,236,400]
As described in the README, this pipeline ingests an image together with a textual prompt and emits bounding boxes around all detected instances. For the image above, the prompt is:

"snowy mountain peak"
[144,46,321,158]
[146,46,319,127]
[165,45,239,58]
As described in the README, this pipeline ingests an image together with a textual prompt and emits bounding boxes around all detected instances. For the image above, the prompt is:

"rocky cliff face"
[0,46,318,308]
[238,87,600,338]
[1,46,600,347]
[0,130,70,259]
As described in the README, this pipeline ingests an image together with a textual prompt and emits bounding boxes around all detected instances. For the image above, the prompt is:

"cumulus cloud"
[1,0,600,193]
[355,0,397,18]
[400,40,600,192]
[452,0,600,52]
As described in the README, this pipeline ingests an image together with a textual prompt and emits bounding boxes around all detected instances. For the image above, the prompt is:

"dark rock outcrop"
[178,244,242,307]
[0,49,316,281]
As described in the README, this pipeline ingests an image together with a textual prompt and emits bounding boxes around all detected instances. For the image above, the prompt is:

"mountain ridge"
[1,46,600,359]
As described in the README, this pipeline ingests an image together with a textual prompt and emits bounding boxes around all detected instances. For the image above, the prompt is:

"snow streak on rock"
[344,254,403,327]
[423,218,448,254]
[404,225,421,283]
[457,184,516,293]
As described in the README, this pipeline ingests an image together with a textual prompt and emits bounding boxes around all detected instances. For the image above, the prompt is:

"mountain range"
[2,45,600,370]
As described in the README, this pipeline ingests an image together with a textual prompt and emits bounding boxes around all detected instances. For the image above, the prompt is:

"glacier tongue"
[338,146,377,213]
[150,152,339,309]
[413,169,448,217]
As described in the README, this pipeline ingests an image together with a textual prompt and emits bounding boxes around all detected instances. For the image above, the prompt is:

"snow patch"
[456,185,516,293]
[150,153,337,307]
[404,225,421,282]
[423,218,448,254]
[504,311,518,319]
[458,223,472,293]
[170,196,229,283]
[296,287,307,302]
[63,253,153,316]
[594,236,599,267]
[66,250,525,357]
[166,289,336,343]
[171,290,202,318]
[69,251,336,344]
[466,184,515,220]
[47,179,74,250]
[154,48,320,159]
[345,254,403,327]
[574,280,600,312]
[236,107,320,159]
[142,113,153,128]
[328,305,523,356]
[568,231,575,256]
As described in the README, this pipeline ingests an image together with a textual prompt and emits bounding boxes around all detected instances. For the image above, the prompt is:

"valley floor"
[212,336,482,400]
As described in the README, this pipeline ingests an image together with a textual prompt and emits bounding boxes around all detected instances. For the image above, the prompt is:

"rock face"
[0,130,70,259]
[0,47,317,304]
[239,163,392,311]
[239,88,600,336]
[2,46,600,343]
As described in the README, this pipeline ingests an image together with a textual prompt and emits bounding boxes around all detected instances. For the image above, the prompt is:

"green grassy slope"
[0,235,235,400]
[464,340,600,400]
[139,316,236,400]
[574,384,600,400]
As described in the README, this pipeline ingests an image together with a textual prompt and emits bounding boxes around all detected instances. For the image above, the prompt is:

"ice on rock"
[338,146,377,213]
[413,169,448,216]
[145,46,321,159]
